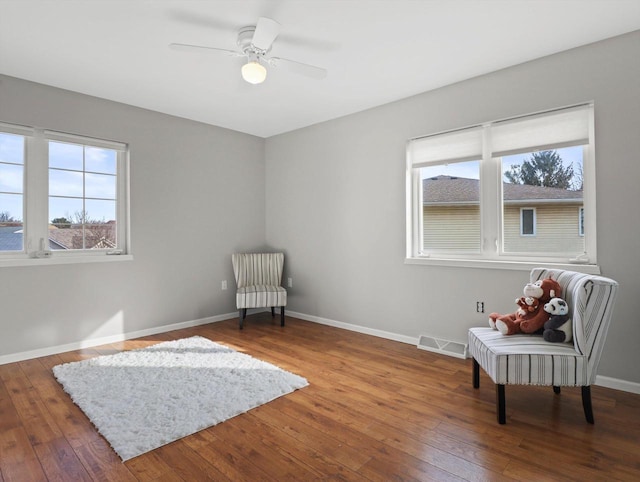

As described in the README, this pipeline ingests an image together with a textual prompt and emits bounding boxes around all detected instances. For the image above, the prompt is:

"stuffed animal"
[489,278,562,336]
[543,297,572,343]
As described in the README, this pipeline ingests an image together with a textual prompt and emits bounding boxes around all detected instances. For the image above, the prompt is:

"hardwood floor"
[1,313,639,481]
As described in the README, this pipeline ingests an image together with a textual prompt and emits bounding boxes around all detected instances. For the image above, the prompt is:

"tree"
[51,217,72,228]
[0,211,20,225]
[504,150,575,189]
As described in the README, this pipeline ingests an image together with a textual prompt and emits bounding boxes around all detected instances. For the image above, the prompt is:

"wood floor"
[1,314,639,481]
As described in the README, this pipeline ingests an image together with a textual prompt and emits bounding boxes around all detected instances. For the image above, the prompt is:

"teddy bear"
[489,278,562,336]
[543,297,572,343]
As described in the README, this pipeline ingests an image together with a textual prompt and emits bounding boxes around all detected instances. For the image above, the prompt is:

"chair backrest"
[232,253,284,288]
[531,268,618,383]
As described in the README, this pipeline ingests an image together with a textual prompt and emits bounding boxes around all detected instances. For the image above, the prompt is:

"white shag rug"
[52,336,308,461]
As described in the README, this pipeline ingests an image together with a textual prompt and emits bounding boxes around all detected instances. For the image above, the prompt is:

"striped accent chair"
[232,253,287,329]
[468,268,618,424]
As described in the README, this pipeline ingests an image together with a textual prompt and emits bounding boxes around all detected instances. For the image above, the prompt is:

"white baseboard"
[595,375,640,394]
[4,310,640,396]
[287,310,419,346]
[0,312,236,365]
[289,310,640,396]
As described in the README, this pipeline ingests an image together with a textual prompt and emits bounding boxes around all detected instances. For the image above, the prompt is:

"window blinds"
[408,126,483,168]
[408,104,592,166]
[491,104,592,157]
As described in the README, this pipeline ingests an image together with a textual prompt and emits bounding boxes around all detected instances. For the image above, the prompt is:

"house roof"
[423,175,583,204]
[0,224,116,251]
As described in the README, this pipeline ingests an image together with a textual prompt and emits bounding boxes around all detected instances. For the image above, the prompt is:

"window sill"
[0,254,133,268]
[405,256,601,274]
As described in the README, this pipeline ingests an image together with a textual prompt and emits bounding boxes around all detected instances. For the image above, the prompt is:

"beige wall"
[503,204,584,253]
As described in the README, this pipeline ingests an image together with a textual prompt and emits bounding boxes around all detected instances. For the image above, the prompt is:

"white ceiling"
[1,1,639,138]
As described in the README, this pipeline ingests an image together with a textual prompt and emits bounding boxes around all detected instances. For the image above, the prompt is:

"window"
[520,208,536,236]
[0,131,24,252]
[0,122,130,265]
[579,207,585,236]
[406,104,597,270]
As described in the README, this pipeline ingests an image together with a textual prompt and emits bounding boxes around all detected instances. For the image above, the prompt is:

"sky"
[0,133,117,224]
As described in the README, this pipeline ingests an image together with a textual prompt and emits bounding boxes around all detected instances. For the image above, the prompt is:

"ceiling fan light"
[241,61,267,84]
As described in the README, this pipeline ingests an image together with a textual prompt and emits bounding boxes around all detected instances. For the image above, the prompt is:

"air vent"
[417,335,468,359]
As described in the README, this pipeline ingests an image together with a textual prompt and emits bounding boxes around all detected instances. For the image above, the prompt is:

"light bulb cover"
[241,61,267,84]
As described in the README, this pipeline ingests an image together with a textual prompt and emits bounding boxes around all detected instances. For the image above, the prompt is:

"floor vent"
[417,335,468,359]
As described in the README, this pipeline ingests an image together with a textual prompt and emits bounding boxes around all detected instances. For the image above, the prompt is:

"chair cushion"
[468,327,588,386]
[236,285,287,309]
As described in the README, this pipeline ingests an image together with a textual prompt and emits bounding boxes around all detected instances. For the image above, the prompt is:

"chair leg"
[496,384,506,424]
[271,307,275,317]
[582,386,595,424]
[553,386,561,394]
[472,358,480,389]
[239,309,247,330]
[280,307,285,327]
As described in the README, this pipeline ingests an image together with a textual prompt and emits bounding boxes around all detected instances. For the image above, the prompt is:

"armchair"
[232,252,287,329]
[468,268,618,424]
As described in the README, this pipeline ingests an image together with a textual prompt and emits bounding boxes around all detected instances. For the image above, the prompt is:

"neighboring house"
[0,223,116,251]
[422,175,584,253]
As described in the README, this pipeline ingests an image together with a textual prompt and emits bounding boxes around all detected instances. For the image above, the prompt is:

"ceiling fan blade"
[269,57,327,80]
[252,17,281,50]
[169,43,243,57]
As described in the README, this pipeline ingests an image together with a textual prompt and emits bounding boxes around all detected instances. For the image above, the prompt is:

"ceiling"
[1,1,639,138]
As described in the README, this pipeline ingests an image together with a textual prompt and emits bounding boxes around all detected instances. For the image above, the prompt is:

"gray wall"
[0,75,265,356]
[2,31,638,386]
[265,31,640,384]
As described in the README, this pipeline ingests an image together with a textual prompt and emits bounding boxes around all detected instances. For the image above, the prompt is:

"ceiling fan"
[169,17,327,84]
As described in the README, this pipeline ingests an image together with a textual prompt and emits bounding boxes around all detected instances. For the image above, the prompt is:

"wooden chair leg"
[239,309,247,330]
[280,307,285,327]
[582,386,594,424]
[553,386,561,394]
[472,358,480,389]
[496,384,506,424]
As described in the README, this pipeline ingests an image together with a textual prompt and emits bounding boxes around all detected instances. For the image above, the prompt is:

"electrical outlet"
[476,301,484,313]
[288,277,293,288]
[222,280,227,290]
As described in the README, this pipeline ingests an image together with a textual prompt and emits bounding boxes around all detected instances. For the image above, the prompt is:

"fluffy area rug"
[52,336,308,461]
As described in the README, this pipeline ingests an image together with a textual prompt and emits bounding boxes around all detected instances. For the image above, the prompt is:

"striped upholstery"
[469,268,618,387]
[236,285,287,310]
[232,253,287,309]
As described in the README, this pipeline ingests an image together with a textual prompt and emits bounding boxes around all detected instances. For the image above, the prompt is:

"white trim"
[0,312,236,365]
[404,256,601,274]
[595,375,640,395]
[287,310,419,345]
[291,310,639,394]
[2,309,638,395]
[0,254,134,267]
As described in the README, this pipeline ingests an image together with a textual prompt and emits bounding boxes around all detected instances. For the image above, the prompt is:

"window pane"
[0,193,23,251]
[521,209,535,235]
[502,146,584,254]
[86,147,116,174]
[49,169,84,197]
[49,141,83,170]
[0,133,24,164]
[49,197,83,225]
[0,163,23,193]
[85,173,116,199]
[85,199,116,223]
[420,160,481,253]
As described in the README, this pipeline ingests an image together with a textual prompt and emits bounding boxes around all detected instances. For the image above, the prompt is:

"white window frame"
[0,122,132,267]
[405,104,599,273]
[520,208,536,236]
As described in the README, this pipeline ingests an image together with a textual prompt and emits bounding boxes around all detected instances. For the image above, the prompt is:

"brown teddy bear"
[489,278,562,336]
